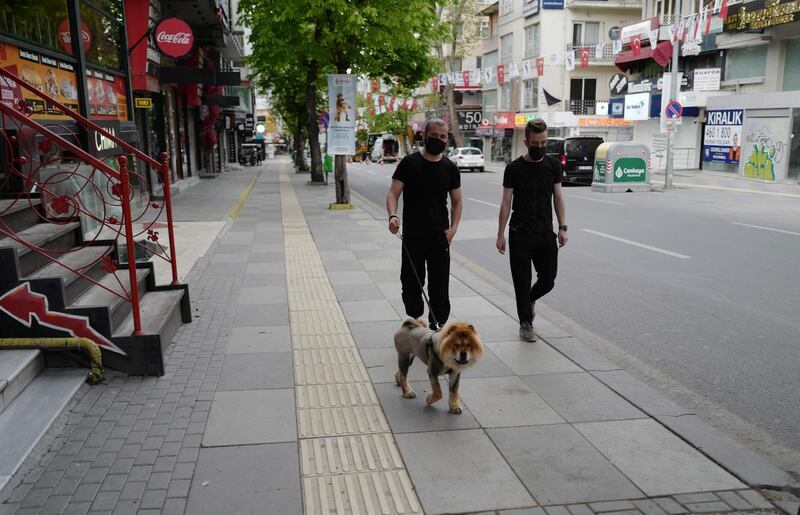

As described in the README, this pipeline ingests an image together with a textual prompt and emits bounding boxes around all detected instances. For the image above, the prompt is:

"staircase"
[0,68,191,494]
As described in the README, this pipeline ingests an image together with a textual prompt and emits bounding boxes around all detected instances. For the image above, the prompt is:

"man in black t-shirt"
[386,118,462,330]
[497,119,568,342]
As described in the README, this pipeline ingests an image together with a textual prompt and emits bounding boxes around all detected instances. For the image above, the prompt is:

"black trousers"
[509,229,558,325]
[400,231,450,327]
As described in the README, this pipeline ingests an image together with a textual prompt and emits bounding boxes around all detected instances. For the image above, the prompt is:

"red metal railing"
[0,67,181,337]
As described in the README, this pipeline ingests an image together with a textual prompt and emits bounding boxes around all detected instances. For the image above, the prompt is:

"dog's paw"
[402,390,417,399]
[449,405,463,415]
[426,393,440,405]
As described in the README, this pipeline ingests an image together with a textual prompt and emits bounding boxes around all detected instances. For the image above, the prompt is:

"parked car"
[545,136,604,185]
[370,134,399,162]
[449,147,485,172]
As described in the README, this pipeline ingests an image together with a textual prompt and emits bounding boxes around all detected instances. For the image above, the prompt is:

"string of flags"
[362,92,419,116]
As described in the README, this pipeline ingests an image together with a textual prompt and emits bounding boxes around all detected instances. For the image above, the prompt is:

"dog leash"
[396,232,441,329]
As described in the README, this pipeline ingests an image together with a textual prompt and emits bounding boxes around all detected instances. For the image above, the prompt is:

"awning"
[615,41,673,72]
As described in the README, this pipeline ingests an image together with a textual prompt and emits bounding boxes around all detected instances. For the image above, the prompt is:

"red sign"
[535,57,544,77]
[371,78,379,92]
[632,35,642,56]
[579,47,590,68]
[494,112,515,129]
[432,76,439,92]
[462,70,470,88]
[497,64,505,85]
[153,17,194,59]
[57,19,92,54]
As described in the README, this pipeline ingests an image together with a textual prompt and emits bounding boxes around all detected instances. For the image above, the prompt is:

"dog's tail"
[401,317,427,330]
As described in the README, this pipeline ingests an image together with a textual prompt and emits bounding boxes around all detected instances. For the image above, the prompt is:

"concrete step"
[25,245,113,305]
[0,368,86,493]
[0,221,81,277]
[0,349,43,416]
[113,289,183,338]
[70,267,151,333]
[0,199,42,234]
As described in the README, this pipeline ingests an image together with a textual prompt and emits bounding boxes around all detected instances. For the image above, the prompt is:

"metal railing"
[568,99,597,115]
[651,148,697,171]
[566,42,616,64]
[0,67,180,337]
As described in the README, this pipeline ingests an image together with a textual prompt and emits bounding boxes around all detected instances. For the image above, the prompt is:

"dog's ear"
[468,324,475,333]
[444,324,458,336]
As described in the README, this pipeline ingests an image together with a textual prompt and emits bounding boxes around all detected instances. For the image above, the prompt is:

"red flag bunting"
[536,57,544,77]
[579,47,590,68]
[631,35,642,57]
[497,64,505,85]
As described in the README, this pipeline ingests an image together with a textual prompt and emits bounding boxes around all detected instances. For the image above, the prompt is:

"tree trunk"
[305,61,324,183]
[334,155,349,204]
[294,118,307,172]
[447,84,464,148]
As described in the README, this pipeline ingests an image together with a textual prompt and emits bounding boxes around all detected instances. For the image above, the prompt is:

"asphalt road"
[343,159,800,475]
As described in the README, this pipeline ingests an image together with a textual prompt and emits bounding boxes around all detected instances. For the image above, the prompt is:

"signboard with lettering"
[542,0,564,9]
[523,0,540,16]
[457,110,483,131]
[134,97,152,108]
[723,0,800,32]
[693,68,721,91]
[623,93,650,121]
[153,17,194,59]
[703,109,743,164]
[86,69,128,121]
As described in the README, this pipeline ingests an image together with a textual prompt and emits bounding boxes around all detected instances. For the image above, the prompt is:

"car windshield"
[461,148,481,155]
[565,139,603,157]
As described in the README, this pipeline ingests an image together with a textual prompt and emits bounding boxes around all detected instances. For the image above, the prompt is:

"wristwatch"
[558,225,568,232]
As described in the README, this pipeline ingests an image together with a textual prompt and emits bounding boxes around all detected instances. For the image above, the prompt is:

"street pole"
[665,0,682,189]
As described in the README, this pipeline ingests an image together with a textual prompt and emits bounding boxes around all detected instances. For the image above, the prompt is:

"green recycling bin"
[592,142,651,192]
[323,155,334,174]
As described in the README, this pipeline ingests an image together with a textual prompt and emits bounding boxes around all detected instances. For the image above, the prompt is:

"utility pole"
[664,0,682,189]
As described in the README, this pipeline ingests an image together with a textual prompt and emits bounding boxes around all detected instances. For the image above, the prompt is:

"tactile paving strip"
[280,174,422,515]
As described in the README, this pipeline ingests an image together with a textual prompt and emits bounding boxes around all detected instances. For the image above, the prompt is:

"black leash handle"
[397,232,441,328]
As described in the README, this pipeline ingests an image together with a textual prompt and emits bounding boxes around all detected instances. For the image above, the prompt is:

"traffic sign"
[319,112,330,128]
[665,101,683,120]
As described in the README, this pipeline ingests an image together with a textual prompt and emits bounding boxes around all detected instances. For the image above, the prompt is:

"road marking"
[732,222,800,237]
[671,182,800,199]
[566,194,624,206]
[468,197,500,208]
[226,177,257,219]
[582,229,691,259]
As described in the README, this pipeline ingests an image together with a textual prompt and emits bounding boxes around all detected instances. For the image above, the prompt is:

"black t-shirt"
[502,155,561,232]
[392,152,461,236]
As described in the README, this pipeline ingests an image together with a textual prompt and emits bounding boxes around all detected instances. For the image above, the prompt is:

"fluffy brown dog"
[393,318,483,414]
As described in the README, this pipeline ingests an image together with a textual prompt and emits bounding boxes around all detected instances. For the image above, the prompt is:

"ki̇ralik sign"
[723,0,800,31]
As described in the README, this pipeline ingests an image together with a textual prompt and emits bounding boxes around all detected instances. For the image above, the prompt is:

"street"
[345,159,800,474]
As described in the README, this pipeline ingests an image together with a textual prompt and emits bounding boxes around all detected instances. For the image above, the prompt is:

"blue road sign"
[665,101,683,120]
[320,112,330,128]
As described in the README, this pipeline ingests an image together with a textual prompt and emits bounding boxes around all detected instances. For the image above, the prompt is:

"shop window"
[783,40,800,92]
[724,45,767,81]
[523,78,538,110]
[0,0,70,54]
[80,1,124,71]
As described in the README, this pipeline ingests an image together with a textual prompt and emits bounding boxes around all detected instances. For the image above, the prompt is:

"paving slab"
[327,270,374,286]
[522,372,646,423]
[574,419,746,496]
[233,303,289,327]
[226,325,292,354]
[339,299,400,322]
[347,320,399,349]
[217,352,294,391]
[396,429,535,514]
[459,376,564,428]
[591,370,692,417]
[186,443,301,515]
[203,389,296,447]
[373,381,481,433]
[545,338,622,372]
[460,315,522,342]
[237,286,287,305]
[487,340,582,375]
[450,296,507,318]
[330,283,386,301]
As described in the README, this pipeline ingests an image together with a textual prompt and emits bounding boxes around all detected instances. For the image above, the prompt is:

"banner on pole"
[327,74,356,155]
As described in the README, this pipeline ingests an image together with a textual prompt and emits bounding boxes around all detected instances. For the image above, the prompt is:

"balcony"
[566,0,642,9]
[569,99,597,115]
[566,42,616,65]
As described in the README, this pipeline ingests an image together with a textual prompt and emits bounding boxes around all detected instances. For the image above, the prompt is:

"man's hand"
[496,234,506,254]
[558,228,568,247]
[389,217,400,234]
[445,227,457,244]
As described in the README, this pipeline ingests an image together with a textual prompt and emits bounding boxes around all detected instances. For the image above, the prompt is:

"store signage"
[610,98,625,117]
[620,18,657,42]
[153,18,194,59]
[723,0,800,31]
[627,74,689,93]
[457,110,483,131]
[542,0,564,9]
[86,69,128,121]
[703,109,743,164]
[595,102,609,116]
[613,157,647,182]
[134,97,152,108]
[693,68,721,91]
[624,92,650,121]
[494,112,516,128]
[523,0,540,16]
[608,73,628,95]
[577,115,631,127]
[57,19,92,54]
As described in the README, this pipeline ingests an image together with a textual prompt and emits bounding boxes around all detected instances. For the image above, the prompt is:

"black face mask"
[529,146,545,161]
[425,137,447,155]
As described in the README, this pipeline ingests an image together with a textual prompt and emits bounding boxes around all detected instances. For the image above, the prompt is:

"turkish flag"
[705,9,712,34]
[720,0,729,18]
[579,47,590,68]
[378,95,384,106]
[497,64,505,85]
[631,35,642,57]
[536,57,544,77]
[462,70,470,88]
[412,99,418,110]
[371,78,379,92]
[432,77,439,92]
[369,106,375,116]
[366,93,371,105]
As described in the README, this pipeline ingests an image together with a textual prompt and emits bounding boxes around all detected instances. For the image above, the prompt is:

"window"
[484,50,497,86]
[81,1,125,70]
[782,40,800,91]
[483,89,497,116]
[478,17,490,39]
[500,33,514,65]
[0,0,70,54]
[500,0,514,16]
[463,148,482,155]
[501,82,512,110]
[524,24,540,58]
[725,46,767,80]
[572,21,600,46]
[523,78,538,110]
[569,78,596,115]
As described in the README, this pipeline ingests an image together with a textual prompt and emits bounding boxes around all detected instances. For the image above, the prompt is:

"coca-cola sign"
[153,17,194,59]
[57,19,92,54]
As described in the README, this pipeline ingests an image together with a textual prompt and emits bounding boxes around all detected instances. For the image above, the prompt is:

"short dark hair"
[525,119,548,138]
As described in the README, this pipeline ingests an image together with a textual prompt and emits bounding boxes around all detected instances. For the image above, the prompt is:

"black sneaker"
[519,322,536,342]
[429,323,441,332]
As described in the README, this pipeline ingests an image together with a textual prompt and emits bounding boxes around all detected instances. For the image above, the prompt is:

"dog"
[393,318,483,414]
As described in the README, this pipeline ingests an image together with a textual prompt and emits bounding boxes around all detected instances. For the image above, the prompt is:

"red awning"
[615,41,673,72]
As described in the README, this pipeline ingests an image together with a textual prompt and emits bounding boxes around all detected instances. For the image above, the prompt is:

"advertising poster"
[623,92,650,121]
[87,69,128,121]
[703,109,743,164]
[0,43,79,120]
[327,74,356,155]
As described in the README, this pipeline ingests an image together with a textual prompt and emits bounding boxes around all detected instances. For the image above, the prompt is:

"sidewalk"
[1,157,797,515]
